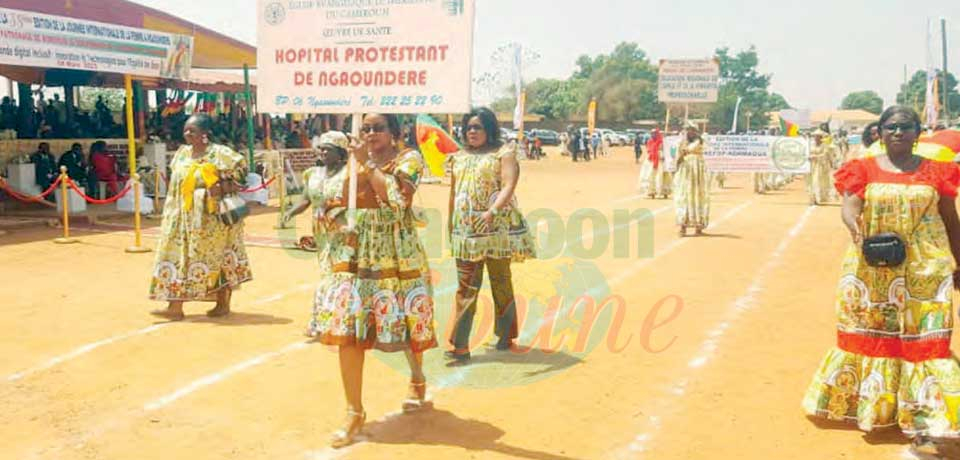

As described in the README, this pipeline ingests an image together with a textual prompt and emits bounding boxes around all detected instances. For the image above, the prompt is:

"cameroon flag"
[779,117,800,137]
[416,114,461,177]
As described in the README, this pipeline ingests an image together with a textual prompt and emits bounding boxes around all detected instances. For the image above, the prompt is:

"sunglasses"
[360,124,389,134]
[466,124,485,132]
[882,123,917,134]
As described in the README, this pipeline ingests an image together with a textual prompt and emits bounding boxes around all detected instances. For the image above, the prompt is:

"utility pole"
[942,18,950,125]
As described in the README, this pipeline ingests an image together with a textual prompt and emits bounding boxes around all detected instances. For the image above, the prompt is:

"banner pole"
[244,64,256,167]
[348,113,360,230]
[54,167,78,244]
[124,75,150,253]
[664,106,671,133]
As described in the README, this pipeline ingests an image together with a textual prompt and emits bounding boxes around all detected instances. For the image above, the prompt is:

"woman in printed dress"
[283,131,350,252]
[802,106,960,454]
[673,122,710,237]
[149,114,252,321]
[445,107,536,364]
[808,128,838,205]
[310,114,437,448]
[638,127,670,199]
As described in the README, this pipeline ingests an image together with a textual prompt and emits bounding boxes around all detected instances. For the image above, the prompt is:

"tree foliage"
[487,43,787,130]
[896,70,960,116]
[840,90,883,114]
[79,88,124,112]
[707,46,788,132]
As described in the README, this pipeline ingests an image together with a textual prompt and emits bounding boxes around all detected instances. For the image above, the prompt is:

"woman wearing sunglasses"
[445,107,536,364]
[310,114,436,448]
[803,106,960,453]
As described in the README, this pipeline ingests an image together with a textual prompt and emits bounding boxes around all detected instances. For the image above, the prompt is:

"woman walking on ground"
[310,114,437,448]
[149,114,252,320]
[673,122,710,237]
[638,126,670,199]
[282,131,350,252]
[803,106,960,454]
[446,107,536,364]
[808,128,838,205]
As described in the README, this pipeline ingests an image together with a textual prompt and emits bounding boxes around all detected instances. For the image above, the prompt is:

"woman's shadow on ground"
[363,408,581,460]
[807,416,960,457]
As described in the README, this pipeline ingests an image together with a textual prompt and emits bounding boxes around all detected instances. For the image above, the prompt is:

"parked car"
[597,128,621,146]
[500,128,518,143]
[529,129,560,145]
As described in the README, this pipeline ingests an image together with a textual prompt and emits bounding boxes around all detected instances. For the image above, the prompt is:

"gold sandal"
[331,409,365,449]
[402,381,430,413]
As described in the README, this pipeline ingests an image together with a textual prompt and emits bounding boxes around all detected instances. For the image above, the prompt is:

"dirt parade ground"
[3,146,960,460]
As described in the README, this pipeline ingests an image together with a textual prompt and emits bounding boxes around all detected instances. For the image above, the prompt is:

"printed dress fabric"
[673,139,710,228]
[149,144,252,301]
[448,143,536,262]
[803,157,960,437]
[808,144,838,204]
[308,150,437,353]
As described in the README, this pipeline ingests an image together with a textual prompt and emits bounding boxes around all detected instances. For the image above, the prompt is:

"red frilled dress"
[803,157,960,437]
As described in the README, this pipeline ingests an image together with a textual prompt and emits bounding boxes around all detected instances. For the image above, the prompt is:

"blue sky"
[7,0,959,111]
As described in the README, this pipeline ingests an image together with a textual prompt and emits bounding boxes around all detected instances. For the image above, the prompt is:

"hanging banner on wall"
[0,7,194,80]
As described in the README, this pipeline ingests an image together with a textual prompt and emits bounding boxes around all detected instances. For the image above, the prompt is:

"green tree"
[79,88,124,112]
[840,90,883,114]
[526,78,586,120]
[707,46,787,132]
[896,70,960,116]
[575,42,662,123]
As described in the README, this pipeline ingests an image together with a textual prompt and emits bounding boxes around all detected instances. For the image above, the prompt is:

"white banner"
[665,135,810,173]
[0,7,194,80]
[257,0,476,114]
[658,59,720,103]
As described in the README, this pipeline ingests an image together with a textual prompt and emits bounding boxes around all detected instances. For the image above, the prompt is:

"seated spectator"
[90,141,120,197]
[30,142,57,202]
[58,143,87,184]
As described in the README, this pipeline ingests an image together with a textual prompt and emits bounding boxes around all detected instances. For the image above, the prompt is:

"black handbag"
[860,201,931,268]
[862,233,907,267]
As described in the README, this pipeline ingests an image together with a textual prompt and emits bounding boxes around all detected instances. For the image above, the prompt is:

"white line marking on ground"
[7,324,168,382]
[144,341,309,411]
[685,206,815,369]
[605,200,754,289]
[612,194,647,204]
[617,206,816,458]
[6,285,312,383]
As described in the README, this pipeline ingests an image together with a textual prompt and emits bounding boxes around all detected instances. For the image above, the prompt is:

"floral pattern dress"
[149,144,252,301]
[309,150,437,352]
[302,166,347,254]
[673,139,710,228]
[808,143,838,205]
[803,157,960,437]
[449,143,536,262]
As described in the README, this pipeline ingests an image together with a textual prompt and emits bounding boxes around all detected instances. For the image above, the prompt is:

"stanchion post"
[54,166,78,244]
[126,173,151,253]
[125,74,151,254]
[153,168,161,216]
[273,153,290,229]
